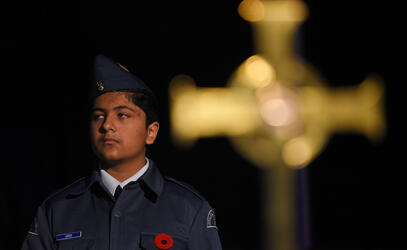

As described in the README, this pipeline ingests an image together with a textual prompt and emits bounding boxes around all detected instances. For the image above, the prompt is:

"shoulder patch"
[207,209,218,229]
[164,176,204,201]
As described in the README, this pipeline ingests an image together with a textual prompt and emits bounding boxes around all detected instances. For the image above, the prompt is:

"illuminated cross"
[169,0,385,249]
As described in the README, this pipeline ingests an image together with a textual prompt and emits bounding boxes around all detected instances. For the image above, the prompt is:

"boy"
[21,54,222,250]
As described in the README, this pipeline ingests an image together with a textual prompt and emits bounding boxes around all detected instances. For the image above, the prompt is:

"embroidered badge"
[154,233,173,249]
[56,231,82,241]
[207,209,218,229]
[96,80,104,91]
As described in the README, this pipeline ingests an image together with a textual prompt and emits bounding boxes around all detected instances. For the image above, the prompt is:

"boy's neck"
[102,156,147,182]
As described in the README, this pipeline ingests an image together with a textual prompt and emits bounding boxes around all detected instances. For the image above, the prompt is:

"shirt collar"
[100,158,149,196]
[69,158,164,200]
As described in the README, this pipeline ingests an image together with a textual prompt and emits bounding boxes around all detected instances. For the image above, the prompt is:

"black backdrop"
[1,1,403,249]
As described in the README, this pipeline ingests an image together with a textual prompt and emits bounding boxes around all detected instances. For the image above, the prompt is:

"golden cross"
[169,0,385,249]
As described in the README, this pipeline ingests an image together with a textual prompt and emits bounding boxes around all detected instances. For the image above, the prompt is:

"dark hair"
[121,89,159,127]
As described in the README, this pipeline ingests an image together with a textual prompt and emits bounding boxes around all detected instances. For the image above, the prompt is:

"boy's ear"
[146,122,159,145]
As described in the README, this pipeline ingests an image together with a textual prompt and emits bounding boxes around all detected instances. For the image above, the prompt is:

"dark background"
[1,0,403,249]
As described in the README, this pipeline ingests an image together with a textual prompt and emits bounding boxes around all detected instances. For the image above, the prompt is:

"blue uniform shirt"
[21,161,222,250]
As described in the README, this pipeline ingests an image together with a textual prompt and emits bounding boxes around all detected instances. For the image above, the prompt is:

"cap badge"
[96,80,104,91]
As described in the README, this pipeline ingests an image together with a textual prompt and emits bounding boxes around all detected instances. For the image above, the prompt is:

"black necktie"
[114,185,122,200]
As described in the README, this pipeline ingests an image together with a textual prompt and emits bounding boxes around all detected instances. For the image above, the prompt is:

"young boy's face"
[90,91,158,165]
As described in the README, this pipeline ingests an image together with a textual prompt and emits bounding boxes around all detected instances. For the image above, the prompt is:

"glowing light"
[169,75,261,144]
[238,0,265,22]
[262,0,308,22]
[244,55,275,88]
[229,55,276,89]
[282,136,313,167]
[260,98,295,126]
[300,75,385,141]
[169,1,386,249]
[239,0,308,23]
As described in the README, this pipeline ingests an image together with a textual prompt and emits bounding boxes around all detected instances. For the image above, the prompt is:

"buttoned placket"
[94,163,163,250]
[110,186,124,250]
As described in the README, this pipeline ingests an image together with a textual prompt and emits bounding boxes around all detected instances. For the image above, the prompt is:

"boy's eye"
[92,114,104,120]
[119,113,129,118]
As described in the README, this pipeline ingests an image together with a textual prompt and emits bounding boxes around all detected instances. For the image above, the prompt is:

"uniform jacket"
[21,161,222,250]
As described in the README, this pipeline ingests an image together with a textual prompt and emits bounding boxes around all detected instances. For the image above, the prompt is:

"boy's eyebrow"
[113,105,136,112]
[91,107,105,112]
[91,106,136,113]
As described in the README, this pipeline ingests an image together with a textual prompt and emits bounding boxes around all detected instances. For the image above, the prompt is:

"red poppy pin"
[154,233,173,249]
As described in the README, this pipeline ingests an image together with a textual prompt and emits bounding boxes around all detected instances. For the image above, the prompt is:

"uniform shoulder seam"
[164,176,205,201]
[43,177,87,203]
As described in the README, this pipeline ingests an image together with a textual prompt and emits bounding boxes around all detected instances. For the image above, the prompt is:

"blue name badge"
[56,231,82,241]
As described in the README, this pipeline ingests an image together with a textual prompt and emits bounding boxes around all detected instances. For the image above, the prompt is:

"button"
[114,211,121,217]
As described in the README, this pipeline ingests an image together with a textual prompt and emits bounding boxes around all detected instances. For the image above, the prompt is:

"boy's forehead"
[93,92,134,108]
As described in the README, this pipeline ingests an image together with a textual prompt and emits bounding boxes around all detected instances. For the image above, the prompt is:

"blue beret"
[90,54,153,100]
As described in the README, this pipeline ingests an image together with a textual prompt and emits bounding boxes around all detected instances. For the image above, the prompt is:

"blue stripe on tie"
[56,231,82,241]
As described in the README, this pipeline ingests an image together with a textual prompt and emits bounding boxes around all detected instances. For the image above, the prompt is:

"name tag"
[56,231,82,241]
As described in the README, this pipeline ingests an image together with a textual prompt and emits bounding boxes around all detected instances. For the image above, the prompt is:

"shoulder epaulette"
[164,176,205,201]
